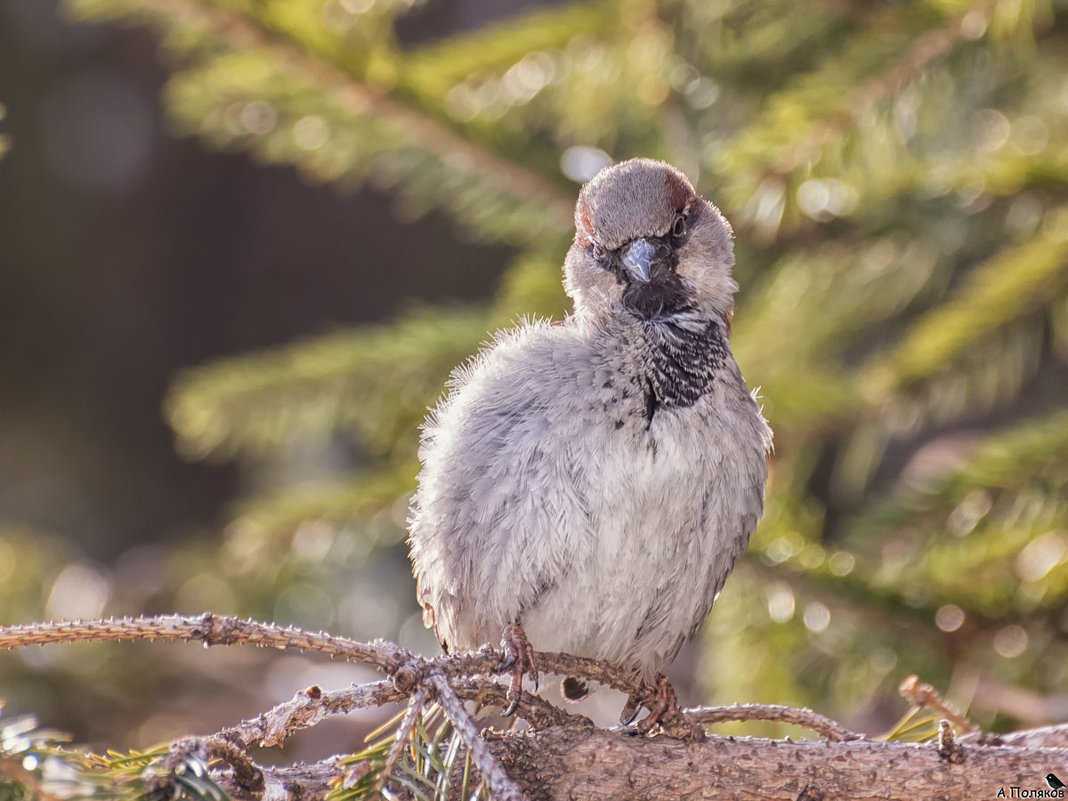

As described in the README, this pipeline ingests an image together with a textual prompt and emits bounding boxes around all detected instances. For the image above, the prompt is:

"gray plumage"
[408,158,772,684]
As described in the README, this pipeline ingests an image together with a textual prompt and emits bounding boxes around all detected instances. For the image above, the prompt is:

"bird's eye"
[672,214,687,238]
[592,244,607,261]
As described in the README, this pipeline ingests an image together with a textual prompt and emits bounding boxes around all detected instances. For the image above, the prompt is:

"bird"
[407,157,772,734]
[1048,773,1066,791]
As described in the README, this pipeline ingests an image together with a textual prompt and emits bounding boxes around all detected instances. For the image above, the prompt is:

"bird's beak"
[622,238,656,283]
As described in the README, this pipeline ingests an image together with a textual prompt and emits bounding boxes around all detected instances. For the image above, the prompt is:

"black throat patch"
[622,271,690,317]
[642,314,726,422]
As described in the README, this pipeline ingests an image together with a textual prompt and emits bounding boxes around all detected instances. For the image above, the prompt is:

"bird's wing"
[408,322,594,652]
[681,376,771,654]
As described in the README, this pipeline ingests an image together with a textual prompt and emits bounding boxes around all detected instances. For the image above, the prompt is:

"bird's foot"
[622,674,704,741]
[499,622,538,717]
[634,673,677,734]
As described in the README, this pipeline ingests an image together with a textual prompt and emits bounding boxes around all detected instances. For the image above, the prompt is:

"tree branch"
[427,671,526,801]
[374,687,428,797]
[0,613,410,671]
[486,724,1068,801]
[899,674,978,734]
[4,614,1066,801]
[771,0,997,177]
[686,703,860,742]
[0,614,644,699]
[125,0,574,227]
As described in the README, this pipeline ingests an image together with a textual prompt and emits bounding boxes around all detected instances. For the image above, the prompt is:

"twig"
[235,680,401,749]
[466,678,580,729]
[0,614,409,672]
[684,703,861,742]
[0,616,859,742]
[427,671,527,801]
[374,687,428,796]
[225,758,339,801]
[160,735,265,797]
[0,615,644,702]
[5,614,1068,801]
[222,673,578,753]
[1,615,860,742]
[899,675,978,733]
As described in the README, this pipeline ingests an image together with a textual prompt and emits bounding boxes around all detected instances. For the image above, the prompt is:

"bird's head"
[564,158,736,328]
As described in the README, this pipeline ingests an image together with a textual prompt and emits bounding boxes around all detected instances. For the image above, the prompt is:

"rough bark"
[5,616,1067,801]
[485,725,1068,801]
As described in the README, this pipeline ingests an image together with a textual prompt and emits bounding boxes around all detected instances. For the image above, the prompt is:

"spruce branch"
[86,0,574,229]
[426,671,526,801]
[372,687,428,798]
[860,218,1068,393]
[154,736,263,799]
[0,614,410,673]
[0,756,68,801]
[235,680,400,750]
[0,614,646,699]
[685,703,860,742]
[485,725,1068,801]
[4,615,1068,800]
[899,675,979,735]
[770,0,999,178]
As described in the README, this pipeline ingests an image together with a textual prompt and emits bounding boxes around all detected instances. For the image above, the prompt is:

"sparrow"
[1048,773,1066,790]
[407,158,772,733]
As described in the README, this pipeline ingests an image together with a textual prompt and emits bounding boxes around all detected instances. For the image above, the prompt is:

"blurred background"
[1,0,1067,761]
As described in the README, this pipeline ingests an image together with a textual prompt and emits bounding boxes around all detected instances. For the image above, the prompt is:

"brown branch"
[0,614,409,672]
[222,675,576,753]
[218,757,339,801]
[0,615,644,700]
[0,614,1003,742]
[447,677,581,729]
[427,670,527,801]
[6,615,1068,801]
[685,703,860,742]
[486,724,1068,801]
[900,674,978,733]
[374,687,428,797]
[229,680,401,749]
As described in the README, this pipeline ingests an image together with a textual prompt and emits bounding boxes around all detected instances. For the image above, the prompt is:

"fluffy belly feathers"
[488,400,756,678]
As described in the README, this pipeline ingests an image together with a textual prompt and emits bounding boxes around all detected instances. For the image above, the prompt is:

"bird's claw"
[619,693,642,726]
[499,622,538,717]
[634,673,676,734]
[622,674,704,741]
